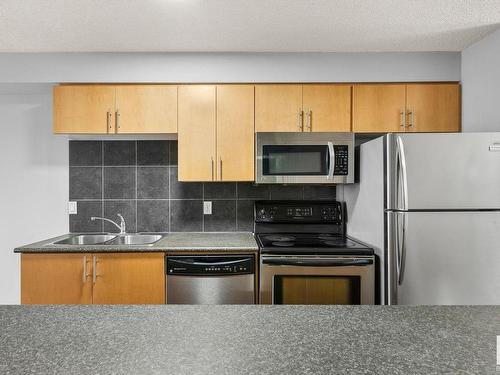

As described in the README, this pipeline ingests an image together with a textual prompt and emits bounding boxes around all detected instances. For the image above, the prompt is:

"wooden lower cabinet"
[92,253,165,304]
[21,253,93,304]
[21,253,165,305]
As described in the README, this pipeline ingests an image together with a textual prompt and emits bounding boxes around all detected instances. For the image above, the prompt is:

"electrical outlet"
[203,201,212,215]
[68,201,78,215]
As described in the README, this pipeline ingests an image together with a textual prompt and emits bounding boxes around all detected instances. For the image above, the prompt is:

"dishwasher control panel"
[166,255,255,276]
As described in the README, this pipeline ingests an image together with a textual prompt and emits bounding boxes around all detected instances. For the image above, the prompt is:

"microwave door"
[255,132,354,184]
[259,144,331,184]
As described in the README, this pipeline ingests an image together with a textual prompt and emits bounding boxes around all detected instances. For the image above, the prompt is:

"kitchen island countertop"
[1,305,499,374]
[14,232,258,253]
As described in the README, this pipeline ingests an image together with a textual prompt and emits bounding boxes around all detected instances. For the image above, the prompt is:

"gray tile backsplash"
[69,140,336,233]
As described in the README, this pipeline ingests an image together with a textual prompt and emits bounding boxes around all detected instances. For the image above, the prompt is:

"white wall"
[0,52,460,83]
[0,84,68,304]
[462,29,500,132]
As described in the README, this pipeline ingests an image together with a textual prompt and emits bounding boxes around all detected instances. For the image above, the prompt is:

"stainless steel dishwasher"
[166,255,255,304]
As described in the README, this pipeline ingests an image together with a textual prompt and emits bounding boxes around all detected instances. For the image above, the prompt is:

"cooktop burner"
[265,235,296,242]
[271,241,295,247]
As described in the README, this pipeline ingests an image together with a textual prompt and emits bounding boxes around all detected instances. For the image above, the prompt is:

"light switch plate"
[68,201,78,215]
[203,201,212,215]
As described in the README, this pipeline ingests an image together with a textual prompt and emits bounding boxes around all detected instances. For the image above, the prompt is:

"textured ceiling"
[0,0,499,52]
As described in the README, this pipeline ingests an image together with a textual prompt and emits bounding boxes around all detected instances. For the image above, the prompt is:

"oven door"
[260,255,375,305]
[255,132,354,184]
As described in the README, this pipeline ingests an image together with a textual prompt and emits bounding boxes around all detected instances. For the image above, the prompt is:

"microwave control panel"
[333,145,349,175]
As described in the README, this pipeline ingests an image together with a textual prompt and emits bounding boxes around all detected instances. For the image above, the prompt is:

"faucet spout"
[91,214,127,234]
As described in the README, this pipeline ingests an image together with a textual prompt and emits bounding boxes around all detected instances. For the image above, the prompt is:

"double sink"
[52,233,164,246]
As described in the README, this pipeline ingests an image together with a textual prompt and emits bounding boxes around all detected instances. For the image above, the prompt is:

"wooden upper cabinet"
[353,84,406,133]
[21,253,92,304]
[255,85,303,132]
[216,85,255,181]
[302,85,352,132]
[92,253,165,304]
[178,85,217,181]
[406,84,461,133]
[115,85,177,133]
[53,85,115,134]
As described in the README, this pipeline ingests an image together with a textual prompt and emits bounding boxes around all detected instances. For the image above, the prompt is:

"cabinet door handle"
[106,111,111,133]
[297,110,304,131]
[219,158,223,180]
[115,109,120,133]
[407,109,414,128]
[305,110,312,131]
[400,110,406,128]
[92,255,100,284]
[211,157,214,181]
[82,256,89,283]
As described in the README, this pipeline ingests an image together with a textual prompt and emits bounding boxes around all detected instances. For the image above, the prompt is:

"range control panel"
[255,201,343,224]
[333,145,349,176]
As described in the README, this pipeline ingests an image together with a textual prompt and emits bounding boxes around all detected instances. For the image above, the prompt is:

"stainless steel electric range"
[255,201,375,305]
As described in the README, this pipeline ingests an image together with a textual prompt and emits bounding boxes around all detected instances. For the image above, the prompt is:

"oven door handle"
[262,258,373,267]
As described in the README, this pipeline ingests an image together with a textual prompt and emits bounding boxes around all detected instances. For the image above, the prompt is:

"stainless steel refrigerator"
[343,133,500,305]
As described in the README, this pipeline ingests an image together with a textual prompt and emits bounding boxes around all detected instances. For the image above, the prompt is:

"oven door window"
[262,145,329,176]
[273,275,361,305]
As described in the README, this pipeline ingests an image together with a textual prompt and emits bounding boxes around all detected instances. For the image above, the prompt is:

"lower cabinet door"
[91,253,165,304]
[21,253,92,304]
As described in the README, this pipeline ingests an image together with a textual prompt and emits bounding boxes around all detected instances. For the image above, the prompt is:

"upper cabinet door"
[353,84,406,133]
[255,85,303,132]
[216,85,255,181]
[178,85,217,181]
[406,84,461,133]
[92,253,165,304]
[115,85,177,133]
[302,84,351,132]
[21,254,92,304]
[53,85,115,134]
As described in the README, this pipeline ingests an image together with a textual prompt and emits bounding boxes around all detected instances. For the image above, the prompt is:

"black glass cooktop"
[256,233,374,255]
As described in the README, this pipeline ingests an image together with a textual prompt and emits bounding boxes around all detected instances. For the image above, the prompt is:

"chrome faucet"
[91,214,126,234]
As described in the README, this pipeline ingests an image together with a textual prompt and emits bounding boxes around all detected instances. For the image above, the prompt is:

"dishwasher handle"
[262,258,373,267]
[169,258,252,267]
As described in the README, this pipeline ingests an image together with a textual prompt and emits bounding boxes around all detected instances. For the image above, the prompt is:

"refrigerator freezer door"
[387,133,500,210]
[388,211,500,305]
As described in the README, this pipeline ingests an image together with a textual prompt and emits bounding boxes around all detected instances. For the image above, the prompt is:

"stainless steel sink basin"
[54,234,117,245]
[108,234,163,245]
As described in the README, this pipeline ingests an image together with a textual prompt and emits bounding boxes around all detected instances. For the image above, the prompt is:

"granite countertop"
[14,232,259,253]
[1,305,499,374]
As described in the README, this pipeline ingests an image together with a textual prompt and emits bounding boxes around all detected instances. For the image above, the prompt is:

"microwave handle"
[327,142,335,179]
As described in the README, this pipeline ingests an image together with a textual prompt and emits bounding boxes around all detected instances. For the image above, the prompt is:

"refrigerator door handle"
[399,212,407,285]
[396,136,409,211]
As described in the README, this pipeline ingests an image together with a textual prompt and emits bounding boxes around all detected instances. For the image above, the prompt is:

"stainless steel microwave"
[255,132,355,184]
